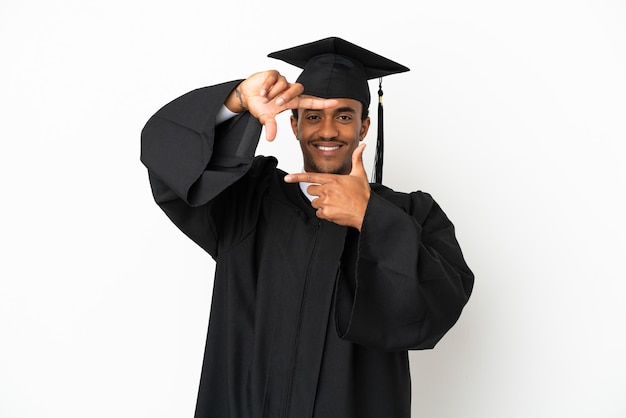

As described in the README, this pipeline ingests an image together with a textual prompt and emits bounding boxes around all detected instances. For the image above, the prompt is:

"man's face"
[290,97,371,175]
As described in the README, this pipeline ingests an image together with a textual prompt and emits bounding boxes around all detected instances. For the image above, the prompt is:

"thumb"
[350,143,368,178]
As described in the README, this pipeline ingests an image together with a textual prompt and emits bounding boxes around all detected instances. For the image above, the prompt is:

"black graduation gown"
[140,81,474,418]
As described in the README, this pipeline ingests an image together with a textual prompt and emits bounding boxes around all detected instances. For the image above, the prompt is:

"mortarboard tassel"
[373,78,384,184]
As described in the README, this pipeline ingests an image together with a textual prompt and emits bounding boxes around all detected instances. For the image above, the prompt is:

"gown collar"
[299,181,316,202]
[297,168,319,202]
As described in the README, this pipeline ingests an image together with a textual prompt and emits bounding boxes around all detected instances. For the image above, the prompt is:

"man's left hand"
[284,144,371,231]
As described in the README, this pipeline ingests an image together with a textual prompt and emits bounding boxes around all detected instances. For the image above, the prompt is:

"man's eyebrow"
[301,106,357,113]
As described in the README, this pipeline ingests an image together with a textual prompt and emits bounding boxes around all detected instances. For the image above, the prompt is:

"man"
[141,37,474,418]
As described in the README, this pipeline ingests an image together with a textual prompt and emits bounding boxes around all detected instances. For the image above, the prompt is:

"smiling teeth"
[317,146,340,151]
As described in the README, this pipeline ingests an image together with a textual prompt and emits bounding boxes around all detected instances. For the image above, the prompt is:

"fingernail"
[284,175,292,182]
[276,97,284,106]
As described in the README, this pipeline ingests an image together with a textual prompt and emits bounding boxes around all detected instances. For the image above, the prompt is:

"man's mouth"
[315,144,341,151]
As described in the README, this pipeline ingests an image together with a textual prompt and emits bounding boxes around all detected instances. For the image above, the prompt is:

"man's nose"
[318,118,339,139]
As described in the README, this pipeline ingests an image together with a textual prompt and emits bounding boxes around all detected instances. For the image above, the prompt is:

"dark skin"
[225,70,372,231]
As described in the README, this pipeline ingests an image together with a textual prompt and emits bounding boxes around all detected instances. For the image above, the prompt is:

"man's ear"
[290,114,299,139]
[360,116,371,140]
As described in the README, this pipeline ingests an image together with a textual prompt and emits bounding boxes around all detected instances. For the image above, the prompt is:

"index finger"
[285,96,339,111]
[284,172,336,184]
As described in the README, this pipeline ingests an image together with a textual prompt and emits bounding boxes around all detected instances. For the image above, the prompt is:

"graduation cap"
[268,37,409,184]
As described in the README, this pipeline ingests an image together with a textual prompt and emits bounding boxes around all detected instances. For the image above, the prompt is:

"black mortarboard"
[268,37,409,183]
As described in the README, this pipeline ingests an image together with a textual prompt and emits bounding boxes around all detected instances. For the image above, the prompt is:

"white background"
[1,1,625,417]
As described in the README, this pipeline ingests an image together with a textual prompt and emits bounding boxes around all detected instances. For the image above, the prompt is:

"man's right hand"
[225,70,337,141]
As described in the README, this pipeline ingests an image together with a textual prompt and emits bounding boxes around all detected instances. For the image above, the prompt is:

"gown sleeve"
[335,186,474,351]
[140,81,265,257]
